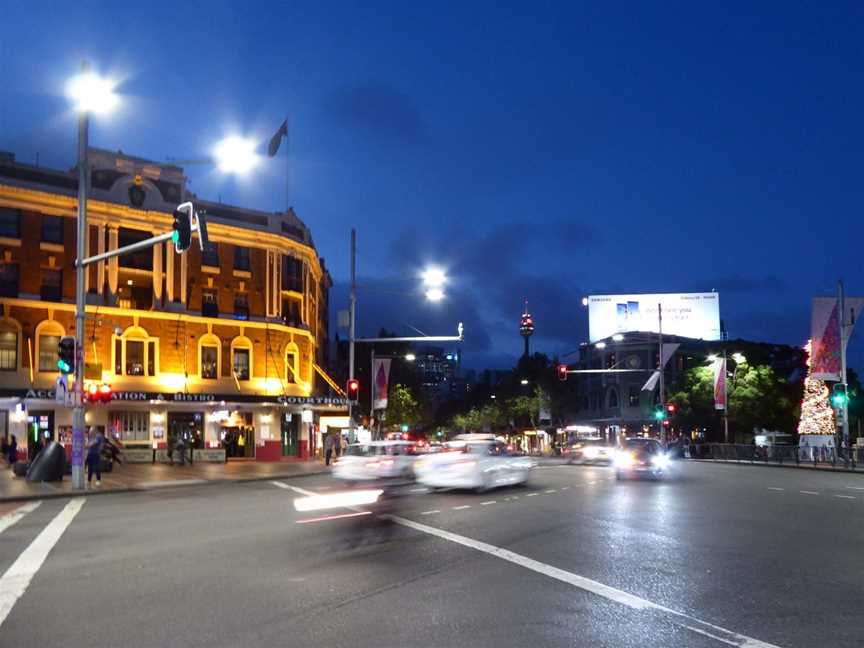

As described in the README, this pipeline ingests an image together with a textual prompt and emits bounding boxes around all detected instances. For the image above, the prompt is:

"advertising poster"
[587,293,721,342]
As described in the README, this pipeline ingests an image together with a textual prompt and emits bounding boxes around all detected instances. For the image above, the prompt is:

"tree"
[384,384,421,431]
[797,343,835,437]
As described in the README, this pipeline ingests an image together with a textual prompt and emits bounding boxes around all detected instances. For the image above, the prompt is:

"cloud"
[326,81,423,144]
[686,274,788,294]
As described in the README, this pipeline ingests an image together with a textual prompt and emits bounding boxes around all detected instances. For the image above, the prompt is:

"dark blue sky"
[2,1,863,369]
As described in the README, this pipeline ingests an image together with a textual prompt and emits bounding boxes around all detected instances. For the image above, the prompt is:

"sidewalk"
[0,460,330,503]
[691,457,864,475]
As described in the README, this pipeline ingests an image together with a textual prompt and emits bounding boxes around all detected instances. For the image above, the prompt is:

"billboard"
[587,293,721,342]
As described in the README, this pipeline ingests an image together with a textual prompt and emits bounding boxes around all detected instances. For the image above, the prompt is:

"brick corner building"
[0,148,346,463]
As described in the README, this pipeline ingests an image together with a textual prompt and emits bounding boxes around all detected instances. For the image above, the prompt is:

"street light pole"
[658,303,666,444]
[348,229,357,442]
[838,279,850,450]
[71,70,90,490]
[723,346,729,444]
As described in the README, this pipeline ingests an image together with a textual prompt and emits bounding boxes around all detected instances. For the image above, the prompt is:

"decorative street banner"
[811,297,840,381]
[640,343,680,392]
[713,357,727,411]
[372,358,392,410]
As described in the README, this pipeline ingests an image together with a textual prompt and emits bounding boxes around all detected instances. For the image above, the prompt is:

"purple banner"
[71,427,85,466]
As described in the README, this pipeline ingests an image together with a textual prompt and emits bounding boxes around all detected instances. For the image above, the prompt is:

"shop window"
[202,242,219,268]
[40,269,62,302]
[221,411,255,459]
[0,263,19,298]
[113,327,158,376]
[233,348,250,380]
[202,289,218,318]
[285,344,298,384]
[111,411,149,442]
[233,293,249,320]
[234,246,250,271]
[41,215,64,244]
[0,321,18,370]
[0,208,20,239]
[201,345,218,379]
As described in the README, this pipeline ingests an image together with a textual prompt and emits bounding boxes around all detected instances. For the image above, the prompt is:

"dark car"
[614,438,671,480]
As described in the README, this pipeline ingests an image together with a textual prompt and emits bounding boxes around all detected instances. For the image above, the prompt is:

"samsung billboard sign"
[587,293,721,343]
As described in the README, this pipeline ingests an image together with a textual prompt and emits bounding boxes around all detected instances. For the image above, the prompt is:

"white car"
[413,434,533,491]
[332,441,418,482]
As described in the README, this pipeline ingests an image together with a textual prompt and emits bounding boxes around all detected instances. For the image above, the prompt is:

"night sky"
[2,2,863,369]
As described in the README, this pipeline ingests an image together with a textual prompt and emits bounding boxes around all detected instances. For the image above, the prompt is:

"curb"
[0,468,331,504]
[691,459,863,475]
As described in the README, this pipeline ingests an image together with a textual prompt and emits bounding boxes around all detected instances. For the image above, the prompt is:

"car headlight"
[614,451,635,468]
[652,454,670,469]
[583,447,600,460]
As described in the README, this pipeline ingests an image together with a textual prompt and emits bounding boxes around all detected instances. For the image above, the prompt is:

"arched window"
[607,387,619,409]
[113,326,158,376]
[198,333,221,380]
[284,342,299,384]
[230,335,253,381]
[35,320,65,373]
[0,317,21,371]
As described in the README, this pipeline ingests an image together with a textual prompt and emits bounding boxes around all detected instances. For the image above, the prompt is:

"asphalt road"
[1,461,862,648]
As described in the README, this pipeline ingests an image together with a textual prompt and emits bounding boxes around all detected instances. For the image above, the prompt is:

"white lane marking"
[544,489,557,494]
[389,515,783,648]
[767,487,784,492]
[800,490,819,496]
[834,495,856,500]
[526,493,538,497]
[138,479,206,489]
[271,481,315,496]
[480,501,497,506]
[510,495,520,500]
[410,487,427,493]
[845,486,864,491]
[452,505,471,510]
[0,502,41,536]
[0,498,86,629]
[561,486,571,490]
[420,510,440,516]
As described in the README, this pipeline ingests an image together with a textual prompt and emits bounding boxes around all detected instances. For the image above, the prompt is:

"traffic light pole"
[348,229,357,441]
[658,303,666,444]
[839,280,850,451]
[71,106,89,490]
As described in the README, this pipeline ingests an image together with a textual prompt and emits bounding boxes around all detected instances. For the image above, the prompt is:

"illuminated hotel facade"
[0,148,345,462]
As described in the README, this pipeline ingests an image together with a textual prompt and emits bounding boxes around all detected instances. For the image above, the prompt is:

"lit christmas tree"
[797,340,835,436]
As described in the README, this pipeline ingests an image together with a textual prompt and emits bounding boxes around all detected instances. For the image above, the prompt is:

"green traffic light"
[57,359,70,373]
[171,230,180,243]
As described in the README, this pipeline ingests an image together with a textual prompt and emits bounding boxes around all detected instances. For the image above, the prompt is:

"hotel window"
[281,298,301,327]
[234,246,250,271]
[40,269,62,302]
[41,215,64,244]
[281,255,304,292]
[113,328,158,376]
[202,242,220,268]
[0,208,20,239]
[201,345,218,379]
[233,348,250,381]
[202,289,218,318]
[285,345,298,384]
[118,228,153,270]
[0,263,19,298]
[38,333,61,372]
[111,411,150,442]
[0,323,18,370]
[233,293,249,320]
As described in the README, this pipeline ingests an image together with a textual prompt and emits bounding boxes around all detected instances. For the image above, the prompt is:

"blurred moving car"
[614,437,671,480]
[332,440,418,482]
[413,434,533,492]
[569,438,614,464]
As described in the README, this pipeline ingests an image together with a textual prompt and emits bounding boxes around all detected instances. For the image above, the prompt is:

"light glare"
[422,267,447,287]
[425,288,444,301]
[213,136,260,174]
[66,72,119,114]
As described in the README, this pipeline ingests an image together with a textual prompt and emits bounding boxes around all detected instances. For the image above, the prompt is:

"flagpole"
[284,116,290,211]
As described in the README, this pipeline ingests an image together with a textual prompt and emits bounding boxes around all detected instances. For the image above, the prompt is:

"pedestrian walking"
[86,427,104,486]
[325,433,336,466]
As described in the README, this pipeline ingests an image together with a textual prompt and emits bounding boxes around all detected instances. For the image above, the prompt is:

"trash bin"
[26,441,66,482]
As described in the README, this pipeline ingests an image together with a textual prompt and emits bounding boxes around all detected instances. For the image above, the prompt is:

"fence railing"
[689,443,864,470]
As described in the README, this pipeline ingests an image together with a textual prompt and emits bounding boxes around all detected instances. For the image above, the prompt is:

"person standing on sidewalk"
[86,427,105,486]
[340,434,348,457]
[324,433,336,466]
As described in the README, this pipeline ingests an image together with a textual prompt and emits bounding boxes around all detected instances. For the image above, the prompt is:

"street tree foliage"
[384,383,424,431]
[668,362,797,438]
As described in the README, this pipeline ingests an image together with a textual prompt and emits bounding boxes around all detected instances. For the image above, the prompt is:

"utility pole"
[722,346,729,444]
[370,348,375,439]
[348,229,357,442]
[658,302,666,444]
[71,62,90,490]
[839,280,850,451]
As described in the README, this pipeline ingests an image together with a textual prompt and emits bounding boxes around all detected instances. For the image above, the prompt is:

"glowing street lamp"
[422,267,447,288]
[425,287,445,302]
[213,136,260,174]
[404,353,416,362]
[66,71,119,114]
[732,353,747,364]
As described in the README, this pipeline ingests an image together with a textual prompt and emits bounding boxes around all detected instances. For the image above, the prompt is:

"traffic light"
[666,403,676,414]
[347,378,360,403]
[653,404,666,420]
[57,337,75,374]
[557,364,568,381]
[172,204,193,253]
[85,383,113,404]
[831,383,849,408]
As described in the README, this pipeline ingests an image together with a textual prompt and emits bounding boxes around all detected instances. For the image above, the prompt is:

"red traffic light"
[662,419,670,427]
[347,378,360,394]
[557,364,568,381]
[666,403,676,413]
[85,383,113,404]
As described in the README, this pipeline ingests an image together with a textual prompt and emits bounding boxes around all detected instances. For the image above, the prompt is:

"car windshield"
[624,439,661,454]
